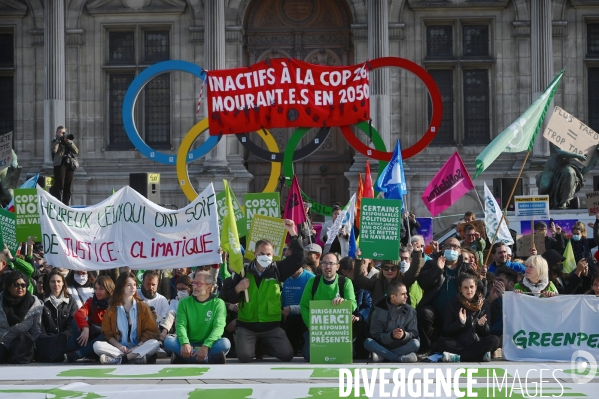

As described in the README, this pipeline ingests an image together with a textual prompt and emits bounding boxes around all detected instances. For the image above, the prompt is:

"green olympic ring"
[283,123,388,216]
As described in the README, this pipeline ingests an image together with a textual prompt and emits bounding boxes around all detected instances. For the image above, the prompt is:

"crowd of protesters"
[0,204,598,365]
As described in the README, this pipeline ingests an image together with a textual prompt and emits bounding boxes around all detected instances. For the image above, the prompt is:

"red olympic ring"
[340,57,442,160]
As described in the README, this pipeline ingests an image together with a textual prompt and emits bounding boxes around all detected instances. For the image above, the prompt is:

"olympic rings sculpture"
[122,57,442,215]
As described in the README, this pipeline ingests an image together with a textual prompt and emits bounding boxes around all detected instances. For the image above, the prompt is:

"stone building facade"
[0,0,598,229]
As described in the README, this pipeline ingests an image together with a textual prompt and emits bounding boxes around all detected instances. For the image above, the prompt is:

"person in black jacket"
[416,237,471,355]
[435,271,499,362]
[534,221,565,255]
[41,269,78,335]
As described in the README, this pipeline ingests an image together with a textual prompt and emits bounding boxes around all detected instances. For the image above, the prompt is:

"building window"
[426,21,492,146]
[0,32,14,135]
[589,68,599,134]
[587,24,599,57]
[106,28,171,149]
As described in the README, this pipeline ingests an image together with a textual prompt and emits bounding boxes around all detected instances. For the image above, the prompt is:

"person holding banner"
[224,219,304,363]
[514,255,558,298]
[435,271,499,362]
[300,252,357,362]
[93,272,160,364]
[321,205,350,257]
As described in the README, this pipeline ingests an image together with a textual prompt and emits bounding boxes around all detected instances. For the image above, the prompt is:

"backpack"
[311,275,346,299]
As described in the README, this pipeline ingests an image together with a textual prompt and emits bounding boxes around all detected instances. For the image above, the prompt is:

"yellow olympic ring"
[176,119,281,201]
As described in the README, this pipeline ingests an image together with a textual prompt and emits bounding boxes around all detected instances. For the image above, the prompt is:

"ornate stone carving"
[281,0,316,23]
[123,0,150,9]
[305,49,340,66]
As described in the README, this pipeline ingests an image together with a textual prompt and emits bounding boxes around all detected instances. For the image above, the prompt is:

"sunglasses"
[382,266,399,272]
[12,282,27,289]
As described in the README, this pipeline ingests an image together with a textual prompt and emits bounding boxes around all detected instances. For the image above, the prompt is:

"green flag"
[220,180,243,274]
[562,240,576,274]
[474,69,564,178]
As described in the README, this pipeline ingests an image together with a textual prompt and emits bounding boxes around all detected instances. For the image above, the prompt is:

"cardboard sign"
[543,106,599,167]
[515,234,546,258]
[359,198,402,260]
[586,191,599,216]
[216,190,246,237]
[0,131,12,169]
[246,214,286,261]
[243,192,280,233]
[514,195,550,220]
[457,220,487,240]
[309,300,353,364]
[0,208,19,256]
[14,188,42,243]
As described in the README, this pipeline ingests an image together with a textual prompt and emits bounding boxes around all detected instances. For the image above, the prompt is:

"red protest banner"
[206,58,370,135]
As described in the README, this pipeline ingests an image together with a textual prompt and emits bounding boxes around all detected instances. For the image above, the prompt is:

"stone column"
[203,0,229,170]
[531,0,553,157]
[44,0,66,166]
[368,0,390,149]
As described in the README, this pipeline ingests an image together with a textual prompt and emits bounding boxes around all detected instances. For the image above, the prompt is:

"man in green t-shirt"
[163,271,230,364]
[300,252,357,362]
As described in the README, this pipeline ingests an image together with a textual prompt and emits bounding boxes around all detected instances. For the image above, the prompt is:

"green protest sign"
[246,214,286,261]
[309,300,353,364]
[216,190,246,237]
[243,192,280,233]
[360,198,402,260]
[14,188,42,243]
[0,208,19,256]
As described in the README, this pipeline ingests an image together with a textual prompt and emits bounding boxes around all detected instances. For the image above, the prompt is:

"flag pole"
[474,189,485,212]
[483,150,532,265]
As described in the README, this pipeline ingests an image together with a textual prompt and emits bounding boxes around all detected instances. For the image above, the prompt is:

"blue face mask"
[572,234,581,242]
[444,249,459,262]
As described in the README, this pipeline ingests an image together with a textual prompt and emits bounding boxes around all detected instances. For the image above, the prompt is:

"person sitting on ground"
[0,244,37,294]
[300,252,357,362]
[534,221,565,255]
[35,274,45,301]
[514,255,558,298]
[170,268,191,300]
[65,275,115,363]
[435,271,499,362]
[487,243,525,274]
[0,271,43,363]
[38,269,78,351]
[364,281,419,363]
[164,271,229,364]
[460,224,486,268]
[93,272,160,364]
[137,270,170,324]
[416,237,471,356]
[223,219,304,363]
[160,275,192,343]
[281,261,315,356]
[488,266,517,342]
[67,270,96,308]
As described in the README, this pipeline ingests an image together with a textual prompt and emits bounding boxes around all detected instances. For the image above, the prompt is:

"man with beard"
[304,243,322,275]
[137,270,169,324]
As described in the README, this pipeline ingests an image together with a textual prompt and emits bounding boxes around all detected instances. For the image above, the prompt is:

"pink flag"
[421,152,474,216]
[284,175,307,226]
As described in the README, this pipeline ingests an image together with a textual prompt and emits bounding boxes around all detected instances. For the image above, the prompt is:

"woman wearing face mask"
[65,276,115,363]
[67,270,96,308]
[0,271,43,363]
[569,221,597,263]
[93,272,160,364]
[435,271,499,362]
[36,269,79,362]
[170,268,191,300]
[160,275,193,342]
[514,255,558,298]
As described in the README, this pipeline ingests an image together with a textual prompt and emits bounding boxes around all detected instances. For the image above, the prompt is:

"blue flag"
[348,225,357,258]
[375,140,407,199]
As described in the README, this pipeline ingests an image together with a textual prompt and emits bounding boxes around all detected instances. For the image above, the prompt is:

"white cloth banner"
[503,291,599,361]
[325,193,355,245]
[483,182,514,245]
[38,185,221,271]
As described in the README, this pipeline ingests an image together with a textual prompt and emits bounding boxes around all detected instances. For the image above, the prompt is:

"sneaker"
[482,352,491,362]
[64,352,78,363]
[100,354,122,365]
[207,352,226,364]
[399,353,417,363]
[132,355,146,364]
[371,352,383,363]
[442,352,460,363]
[416,351,432,361]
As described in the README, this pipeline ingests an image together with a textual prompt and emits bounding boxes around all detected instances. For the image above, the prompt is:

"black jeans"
[52,161,75,205]
[416,304,443,354]
[282,315,307,354]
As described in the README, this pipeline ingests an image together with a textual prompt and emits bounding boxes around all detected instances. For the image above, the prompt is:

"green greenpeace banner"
[0,208,19,255]
[243,192,280,233]
[14,188,42,243]
[246,214,286,261]
[360,198,402,260]
[216,190,246,237]
[309,300,352,364]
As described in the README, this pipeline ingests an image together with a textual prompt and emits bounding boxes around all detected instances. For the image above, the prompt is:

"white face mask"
[74,274,88,285]
[177,290,190,300]
[400,261,410,273]
[256,255,273,269]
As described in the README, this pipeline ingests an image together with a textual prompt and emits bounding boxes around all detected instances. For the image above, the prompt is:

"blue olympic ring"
[122,60,219,165]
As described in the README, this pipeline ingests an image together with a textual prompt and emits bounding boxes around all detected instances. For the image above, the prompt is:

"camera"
[66,134,75,140]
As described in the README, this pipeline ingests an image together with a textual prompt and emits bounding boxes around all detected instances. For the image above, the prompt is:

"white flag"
[484,182,514,245]
[325,194,356,245]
